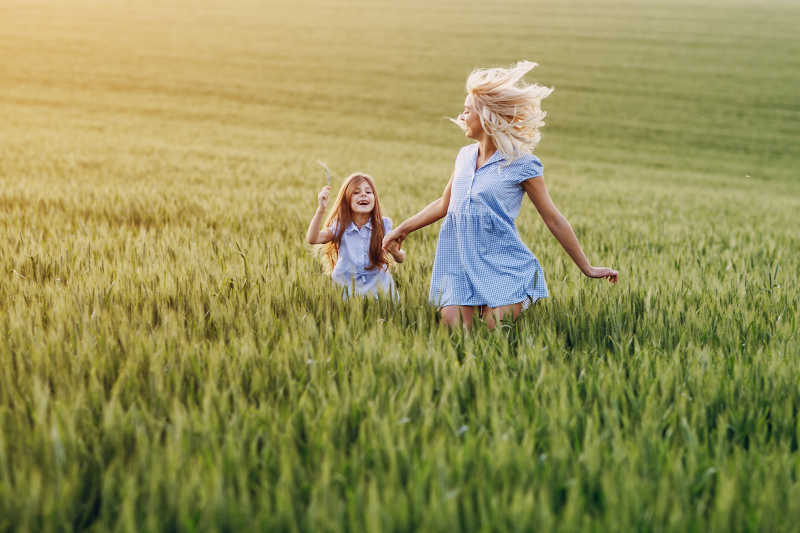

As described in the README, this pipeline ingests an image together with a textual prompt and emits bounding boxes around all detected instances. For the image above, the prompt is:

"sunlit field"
[1,0,799,530]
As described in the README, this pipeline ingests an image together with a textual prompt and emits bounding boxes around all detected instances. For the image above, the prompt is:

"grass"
[1,0,799,530]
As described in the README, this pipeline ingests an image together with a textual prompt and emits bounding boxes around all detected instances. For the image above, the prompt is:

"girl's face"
[349,180,375,215]
[459,95,483,139]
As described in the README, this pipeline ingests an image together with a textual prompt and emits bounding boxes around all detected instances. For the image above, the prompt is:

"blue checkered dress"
[429,143,549,308]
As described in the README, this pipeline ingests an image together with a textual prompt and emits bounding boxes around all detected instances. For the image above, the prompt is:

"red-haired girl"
[306,172,405,298]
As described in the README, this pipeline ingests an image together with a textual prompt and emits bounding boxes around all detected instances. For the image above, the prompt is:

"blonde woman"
[382,61,618,329]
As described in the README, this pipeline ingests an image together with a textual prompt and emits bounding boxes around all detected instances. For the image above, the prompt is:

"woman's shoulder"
[453,144,478,171]
[507,152,543,177]
[513,152,542,166]
[381,216,392,232]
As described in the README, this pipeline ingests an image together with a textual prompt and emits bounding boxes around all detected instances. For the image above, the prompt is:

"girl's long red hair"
[323,173,388,272]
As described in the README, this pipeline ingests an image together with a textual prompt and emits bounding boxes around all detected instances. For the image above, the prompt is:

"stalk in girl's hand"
[318,185,331,211]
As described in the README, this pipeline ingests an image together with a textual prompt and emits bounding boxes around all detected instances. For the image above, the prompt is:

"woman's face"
[349,179,375,216]
[459,95,483,139]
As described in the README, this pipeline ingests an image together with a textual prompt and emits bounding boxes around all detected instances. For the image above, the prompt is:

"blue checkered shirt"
[332,217,395,298]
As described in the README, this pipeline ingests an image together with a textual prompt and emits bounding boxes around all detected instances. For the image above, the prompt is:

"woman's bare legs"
[441,303,523,330]
[480,302,523,330]
[440,306,475,329]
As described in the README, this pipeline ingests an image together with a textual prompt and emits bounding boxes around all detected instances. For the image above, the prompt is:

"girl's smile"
[350,182,375,215]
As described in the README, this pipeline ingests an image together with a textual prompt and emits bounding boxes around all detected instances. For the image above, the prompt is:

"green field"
[1,0,799,530]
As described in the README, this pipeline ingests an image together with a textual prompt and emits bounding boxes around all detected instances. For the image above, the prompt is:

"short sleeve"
[328,219,340,235]
[382,216,393,233]
[514,154,543,184]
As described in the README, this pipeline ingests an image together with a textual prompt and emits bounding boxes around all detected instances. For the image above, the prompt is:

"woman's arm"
[382,173,454,251]
[306,185,334,244]
[522,177,618,282]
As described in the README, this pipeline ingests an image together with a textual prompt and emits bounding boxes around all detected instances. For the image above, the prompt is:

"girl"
[382,61,618,329]
[306,172,405,298]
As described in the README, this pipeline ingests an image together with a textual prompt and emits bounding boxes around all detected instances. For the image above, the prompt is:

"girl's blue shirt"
[429,143,549,308]
[331,216,395,298]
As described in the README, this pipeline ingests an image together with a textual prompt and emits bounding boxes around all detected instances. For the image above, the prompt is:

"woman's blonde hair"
[452,60,553,161]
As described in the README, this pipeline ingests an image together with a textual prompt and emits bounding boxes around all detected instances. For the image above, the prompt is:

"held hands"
[382,228,407,253]
[317,185,331,211]
[386,240,406,263]
[585,266,619,284]
[382,228,407,264]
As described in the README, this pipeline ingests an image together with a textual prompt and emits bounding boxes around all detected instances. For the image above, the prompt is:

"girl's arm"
[382,173,454,251]
[306,185,334,244]
[522,177,618,283]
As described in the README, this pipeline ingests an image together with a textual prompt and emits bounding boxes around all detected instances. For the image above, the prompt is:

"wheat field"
[1,0,799,531]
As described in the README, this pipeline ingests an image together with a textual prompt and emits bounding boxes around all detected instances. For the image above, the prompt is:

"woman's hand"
[317,185,331,211]
[380,174,454,254]
[382,227,408,253]
[585,266,619,283]
[386,239,406,263]
[522,178,619,285]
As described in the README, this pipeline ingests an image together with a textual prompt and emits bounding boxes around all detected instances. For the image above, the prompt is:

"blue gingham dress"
[331,217,396,298]
[429,143,549,308]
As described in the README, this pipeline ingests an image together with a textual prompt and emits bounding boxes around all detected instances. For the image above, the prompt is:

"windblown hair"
[452,60,553,161]
[322,172,388,272]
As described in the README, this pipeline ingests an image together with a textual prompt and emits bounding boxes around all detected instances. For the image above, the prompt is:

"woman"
[382,61,618,329]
